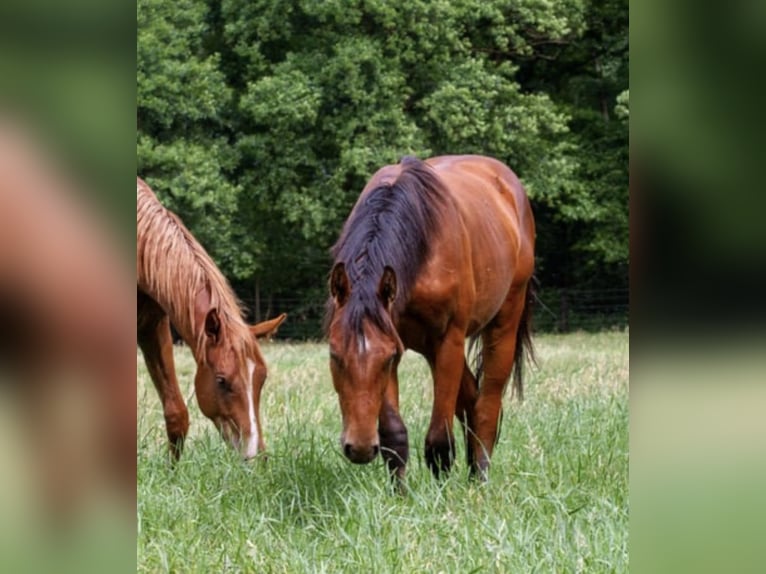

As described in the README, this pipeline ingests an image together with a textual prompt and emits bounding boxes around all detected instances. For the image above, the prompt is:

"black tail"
[512,278,537,401]
[468,277,536,401]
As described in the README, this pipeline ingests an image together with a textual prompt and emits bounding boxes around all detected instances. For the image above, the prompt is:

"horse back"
[407,155,534,338]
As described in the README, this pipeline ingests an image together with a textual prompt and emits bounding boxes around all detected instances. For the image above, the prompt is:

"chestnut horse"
[326,155,535,481]
[0,121,136,518]
[137,178,285,460]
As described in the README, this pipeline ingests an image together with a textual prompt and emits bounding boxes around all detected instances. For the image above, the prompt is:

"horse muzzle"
[342,438,380,464]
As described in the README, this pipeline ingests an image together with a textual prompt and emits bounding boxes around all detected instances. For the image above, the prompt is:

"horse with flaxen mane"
[326,155,535,481]
[0,122,136,518]
[137,178,285,460]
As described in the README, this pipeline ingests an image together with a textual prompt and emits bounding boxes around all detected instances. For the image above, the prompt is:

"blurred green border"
[0,0,136,244]
[0,2,136,573]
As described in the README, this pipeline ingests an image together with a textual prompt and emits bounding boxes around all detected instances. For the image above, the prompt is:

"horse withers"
[325,155,535,481]
[137,178,286,460]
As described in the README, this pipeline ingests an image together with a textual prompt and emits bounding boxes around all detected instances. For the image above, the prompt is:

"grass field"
[138,330,628,573]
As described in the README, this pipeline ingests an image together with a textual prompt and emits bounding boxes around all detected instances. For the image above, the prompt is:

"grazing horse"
[137,178,285,460]
[0,121,136,518]
[326,155,535,481]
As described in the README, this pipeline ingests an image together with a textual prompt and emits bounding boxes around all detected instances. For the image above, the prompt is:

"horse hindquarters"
[137,293,189,460]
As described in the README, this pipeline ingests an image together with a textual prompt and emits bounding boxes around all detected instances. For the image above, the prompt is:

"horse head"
[193,291,286,459]
[327,262,403,464]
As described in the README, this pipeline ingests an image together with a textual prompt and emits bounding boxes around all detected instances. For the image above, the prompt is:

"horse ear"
[330,262,350,305]
[250,313,287,340]
[204,308,221,342]
[378,266,397,307]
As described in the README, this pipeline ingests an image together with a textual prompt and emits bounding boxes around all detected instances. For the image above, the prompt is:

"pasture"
[138,331,628,573]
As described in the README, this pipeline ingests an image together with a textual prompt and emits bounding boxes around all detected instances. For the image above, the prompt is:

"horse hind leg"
[473,284,531,479]
[138,299,189,460]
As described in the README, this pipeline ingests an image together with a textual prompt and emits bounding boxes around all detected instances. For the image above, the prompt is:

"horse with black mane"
[325,155,535,481]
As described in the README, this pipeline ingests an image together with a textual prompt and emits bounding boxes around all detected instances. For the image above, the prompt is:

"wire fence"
[245,287,629,341]
[531,288,629,333]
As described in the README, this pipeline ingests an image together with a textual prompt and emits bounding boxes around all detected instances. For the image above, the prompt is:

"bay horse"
[137,178,285,460]
[326,155,535,481]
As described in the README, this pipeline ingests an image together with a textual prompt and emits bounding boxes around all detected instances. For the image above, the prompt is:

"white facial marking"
[244,358,259,459]
[358,334,369,355]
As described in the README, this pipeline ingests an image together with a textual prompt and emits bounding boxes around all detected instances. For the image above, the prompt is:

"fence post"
[559,289,570,332]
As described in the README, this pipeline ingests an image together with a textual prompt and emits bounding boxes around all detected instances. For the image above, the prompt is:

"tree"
[518,0,629,290]
[137,0,629,334]
[137,0,250,278]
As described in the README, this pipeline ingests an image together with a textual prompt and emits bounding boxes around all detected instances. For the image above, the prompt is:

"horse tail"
[512,277,537,402]
[467,276,536,400]
[467,333,483,390]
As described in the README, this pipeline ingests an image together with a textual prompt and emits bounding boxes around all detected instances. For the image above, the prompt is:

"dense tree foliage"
[137,0,628,334]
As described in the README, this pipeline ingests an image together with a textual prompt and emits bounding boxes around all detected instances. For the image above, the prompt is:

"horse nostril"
[343,442,379,462]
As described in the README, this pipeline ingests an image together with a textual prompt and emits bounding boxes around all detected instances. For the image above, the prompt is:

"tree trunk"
[254,277,261,323]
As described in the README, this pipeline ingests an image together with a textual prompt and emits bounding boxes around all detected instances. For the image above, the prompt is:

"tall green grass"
[138,331,628,572]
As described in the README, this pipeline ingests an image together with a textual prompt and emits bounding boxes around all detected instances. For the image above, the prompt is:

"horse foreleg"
[138,307,189,461]
[425,327,465,478]
[455,362,478,471]
[378,370,409,486]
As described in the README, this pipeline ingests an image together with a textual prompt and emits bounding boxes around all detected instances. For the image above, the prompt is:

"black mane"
[326,156,448,341]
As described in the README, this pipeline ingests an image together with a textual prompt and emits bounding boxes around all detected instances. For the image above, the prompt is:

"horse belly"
[464,205,520,327]
[468,253,516,334]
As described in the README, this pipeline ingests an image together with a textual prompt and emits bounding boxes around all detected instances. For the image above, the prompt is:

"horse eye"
[216,376,232,393]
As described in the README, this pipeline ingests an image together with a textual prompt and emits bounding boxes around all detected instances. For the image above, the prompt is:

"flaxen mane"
[136,179,254,361]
